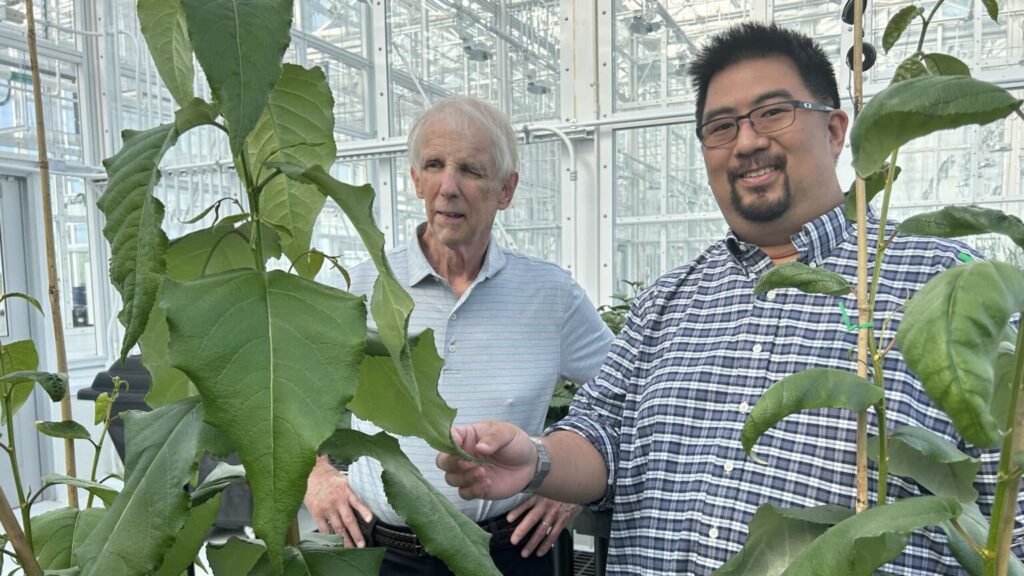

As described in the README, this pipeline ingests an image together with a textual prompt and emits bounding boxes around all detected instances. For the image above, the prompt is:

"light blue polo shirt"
[347,224,614,525]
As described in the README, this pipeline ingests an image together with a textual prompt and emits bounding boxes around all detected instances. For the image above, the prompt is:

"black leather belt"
[357,513,520,556]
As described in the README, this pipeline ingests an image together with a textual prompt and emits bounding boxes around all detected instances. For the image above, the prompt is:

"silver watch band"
[521,436,551,494]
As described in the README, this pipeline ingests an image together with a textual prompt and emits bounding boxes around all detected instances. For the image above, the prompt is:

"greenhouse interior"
[2,0,1024,574]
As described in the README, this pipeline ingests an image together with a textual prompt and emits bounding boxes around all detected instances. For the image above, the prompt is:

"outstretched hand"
[508,495,581,557]
[437,421,538,501]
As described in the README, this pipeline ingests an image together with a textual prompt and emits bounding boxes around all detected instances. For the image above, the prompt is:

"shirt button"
[450,313,457,321]
[723,461,734,473]
[809,261,818,268]
[752,343,762,354]
[766,289,777,300]
[448,344,456,353]
[709,527,719,539]
[739,402,750,413]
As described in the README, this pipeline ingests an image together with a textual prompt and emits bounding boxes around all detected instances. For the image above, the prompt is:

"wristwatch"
[521,436,551,494]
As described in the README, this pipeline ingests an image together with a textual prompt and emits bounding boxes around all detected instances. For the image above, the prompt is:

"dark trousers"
[380,543,555,576]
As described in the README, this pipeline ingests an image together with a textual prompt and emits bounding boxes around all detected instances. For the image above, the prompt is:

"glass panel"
[869,0,978,83]
[54,176,98,359]
[613,0,753,111]
[506,0,561,123]
[0,196,7,338]
[0,49,83,162]
[394,156,421,248]
[300,0,366,54]
[305,45,372,141]
[497,140,562,263]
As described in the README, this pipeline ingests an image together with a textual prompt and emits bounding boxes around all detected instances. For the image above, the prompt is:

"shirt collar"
[725,204,854,266]
[405,223,507,287]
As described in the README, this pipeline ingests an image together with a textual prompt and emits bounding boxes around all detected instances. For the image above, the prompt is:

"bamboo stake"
[24,0,79,508]
[0,487,41,576]
[851,0,871,513]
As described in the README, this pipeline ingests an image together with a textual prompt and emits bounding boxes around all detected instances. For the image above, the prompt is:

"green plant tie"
[838,300,874,331]
[957,252,975,263]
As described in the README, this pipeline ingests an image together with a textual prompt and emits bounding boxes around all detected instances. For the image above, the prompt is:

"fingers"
[507,495,539,544]
[514,499,580,557]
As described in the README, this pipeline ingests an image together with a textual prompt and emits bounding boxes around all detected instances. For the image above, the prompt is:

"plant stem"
[917,0,945,53]
[86,416,112,508]
[239,148,266,270]
[0,487,40,576]
[23,0,77,507]
[951,518,988,557]
[986,323,1024,576]
[288,518,300,546]
[3,396,31,544]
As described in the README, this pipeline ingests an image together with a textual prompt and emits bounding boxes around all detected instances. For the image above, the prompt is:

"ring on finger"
[541,521,553,535]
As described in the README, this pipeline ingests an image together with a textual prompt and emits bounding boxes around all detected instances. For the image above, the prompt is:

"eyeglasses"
[697,100,834,148]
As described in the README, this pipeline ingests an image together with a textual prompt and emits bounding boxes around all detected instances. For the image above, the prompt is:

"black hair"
[688,22,841,123]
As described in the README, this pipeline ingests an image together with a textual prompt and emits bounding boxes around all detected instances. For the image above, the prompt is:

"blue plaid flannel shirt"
[554,205,1024,575]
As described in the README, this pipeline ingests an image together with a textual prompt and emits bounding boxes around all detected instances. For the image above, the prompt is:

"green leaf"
[867,426,980,502]
[243,64,336,279]
[153,494,222,576]
[250,541,385,576]
[851,76,1022,177]
[322,430,500,576]
[180,0,292,154]
[99,111,206,362]
[278,163,420,408]
[350,329,456,453]
[891,57,929,83]
[33,507,106,570]
[943,503,1024,576]
[754,262,851,297]
[39,474,118,508]
[137,0,194,107]
[0,339,39,417]
[780,496,962,575]
[0,291,43,315]
[844,164,902,221]
[36,421,91,440]
[93,392,111,425]
[742,368,882,463]
[191,462,246,506]
[883,6,923,53]
[75,397,204,576]
[163,270,366,570]
[897,261,1024,448]
[899,205,1024,250]
[207,537,266,576]
[715,505,854,576]
[922,53,971,77]
[0,370,67,401]
[981,0,998,21]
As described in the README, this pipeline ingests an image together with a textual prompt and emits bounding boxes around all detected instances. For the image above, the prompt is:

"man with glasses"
[438,22,1023,575]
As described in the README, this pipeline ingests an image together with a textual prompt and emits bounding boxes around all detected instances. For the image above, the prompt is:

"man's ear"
[497,172,518,210]
[411,166,424,199]
[827,108,849,158]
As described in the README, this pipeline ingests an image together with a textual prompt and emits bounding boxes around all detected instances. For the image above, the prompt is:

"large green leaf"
[152,494,222,576]
[780,496,961,575]
[844,164,901,221]
[243,64,336,278]
[142,221,281,408]
[867,426,980,502]
[36,421,91,440]
[99,99,217,361]
[897,261,1024,448]
[0,339,39,417]
[743,368,882,463]
[0,370,66,401]
[322,430,499,576]
[943,503,1024,576]
[163,269,366,570]
[350,329,455,452]
[180,0,292,154]
[754,262,851,297]
[899,205,1024,250]
[715,505,854,576]
[75,397,204,576]
[922,53,971,77]
[981,0,998,21]
[250,541,385,576]
[33,507,106,570]
[207,537,266,576]
[137,0,194,106]
[851,76,1021,177]
[882,6,923,53]
[39,474,118,507]
[277,163,420,408]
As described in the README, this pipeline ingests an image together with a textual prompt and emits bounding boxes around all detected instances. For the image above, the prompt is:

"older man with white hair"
[304,95,613,575]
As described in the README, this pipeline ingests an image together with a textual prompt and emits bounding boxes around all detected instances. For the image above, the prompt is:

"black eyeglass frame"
[696,99,835,148]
